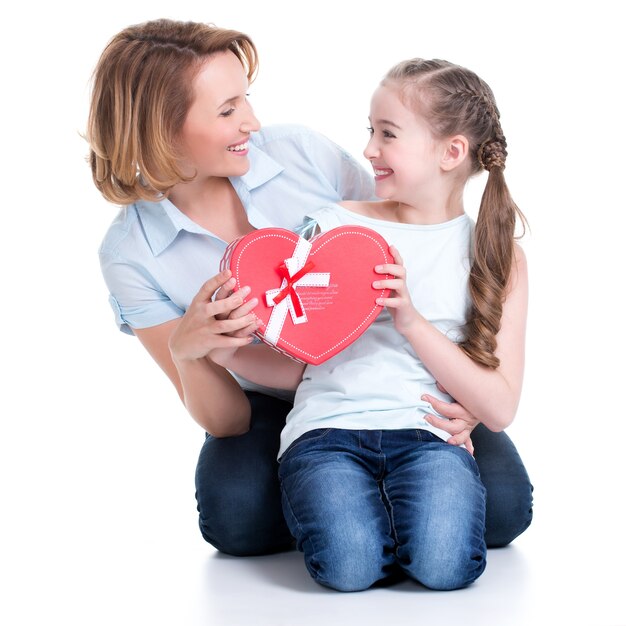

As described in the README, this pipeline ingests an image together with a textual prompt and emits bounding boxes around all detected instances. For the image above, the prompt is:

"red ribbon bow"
[273,261,315,318]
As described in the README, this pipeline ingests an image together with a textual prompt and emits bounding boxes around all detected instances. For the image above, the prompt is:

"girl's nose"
[363,135,378,161]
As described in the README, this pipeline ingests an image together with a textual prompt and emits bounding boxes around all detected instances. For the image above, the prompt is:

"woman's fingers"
[227,297,258,319]
[446,433,475,455]
[422,393,463,420]
[424,412,465,435]
[194,271,236,321]
[209,287,250,318]
[214,276,237,302]
[422,392,478,454]
[228,320,259,339]
[195,270,233,304]
[212,312,258,335]
[211,332,257,349]
[225,298,260,338]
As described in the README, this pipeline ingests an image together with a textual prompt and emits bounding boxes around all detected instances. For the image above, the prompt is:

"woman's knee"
[195,421,292,556]
[198,517,293,557]
[472,425,534,547]
[484,482,534,547]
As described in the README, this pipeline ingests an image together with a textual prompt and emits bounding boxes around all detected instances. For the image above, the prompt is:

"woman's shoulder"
[99,202,158,262]
[251,124,355,163]
[251,124,324,148]
[99,205,137,256]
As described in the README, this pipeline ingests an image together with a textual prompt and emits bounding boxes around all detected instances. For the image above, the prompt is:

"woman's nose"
[241,102,261,133]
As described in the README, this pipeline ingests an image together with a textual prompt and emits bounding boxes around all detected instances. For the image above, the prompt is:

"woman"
[86,18,532,556]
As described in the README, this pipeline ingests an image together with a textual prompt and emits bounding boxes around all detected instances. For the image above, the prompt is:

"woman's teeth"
[228,142,248,152]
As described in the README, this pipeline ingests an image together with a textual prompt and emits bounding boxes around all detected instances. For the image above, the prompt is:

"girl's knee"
[407,549,487,590]
[302,530,388,592]
[307,554,384,592]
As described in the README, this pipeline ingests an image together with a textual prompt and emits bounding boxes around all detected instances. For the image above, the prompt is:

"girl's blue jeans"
[278,428,487,591]
[195,392,533,557]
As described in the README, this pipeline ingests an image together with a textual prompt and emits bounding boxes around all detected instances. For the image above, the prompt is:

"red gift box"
[220,226,392,365]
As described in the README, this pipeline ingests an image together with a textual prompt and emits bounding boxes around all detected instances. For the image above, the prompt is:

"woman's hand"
[373,246,421,336]
[422,383,479,455]
[168,270,258,364]
[210,281,260,366]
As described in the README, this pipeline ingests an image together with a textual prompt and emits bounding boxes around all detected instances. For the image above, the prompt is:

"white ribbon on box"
[264,236,331,346]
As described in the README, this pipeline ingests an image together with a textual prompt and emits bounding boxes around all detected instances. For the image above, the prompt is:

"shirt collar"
[135,142,284,256]
[136,198,211,257]
[237,142,284,190]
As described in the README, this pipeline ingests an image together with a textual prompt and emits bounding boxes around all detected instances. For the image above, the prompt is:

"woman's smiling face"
[177,50,260,180]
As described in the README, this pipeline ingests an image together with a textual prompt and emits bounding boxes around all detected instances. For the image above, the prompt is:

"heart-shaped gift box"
[220,226,392,365]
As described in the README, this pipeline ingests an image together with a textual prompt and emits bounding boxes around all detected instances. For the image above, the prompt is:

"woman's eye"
[366,126,374,135]
[220,108,235,117]
[383,130,396,138]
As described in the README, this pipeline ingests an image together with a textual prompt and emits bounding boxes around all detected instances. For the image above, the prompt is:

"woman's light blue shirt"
[98,124,374,398]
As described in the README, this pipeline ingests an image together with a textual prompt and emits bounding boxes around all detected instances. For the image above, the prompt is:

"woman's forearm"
[215,343,305,391]
[173,356,251,437]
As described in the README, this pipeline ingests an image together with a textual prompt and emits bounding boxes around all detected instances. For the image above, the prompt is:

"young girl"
[217,58,528,591]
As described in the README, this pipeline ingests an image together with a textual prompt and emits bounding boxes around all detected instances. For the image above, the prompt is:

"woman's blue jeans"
[278,428,487,591]
[195,392,533,556]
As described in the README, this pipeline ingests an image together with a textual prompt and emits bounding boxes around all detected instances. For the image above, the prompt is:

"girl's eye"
[367,126,396,139]
[220,108,235,117]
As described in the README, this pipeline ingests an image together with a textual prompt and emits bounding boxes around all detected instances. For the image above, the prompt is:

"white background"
[1,1,625,624]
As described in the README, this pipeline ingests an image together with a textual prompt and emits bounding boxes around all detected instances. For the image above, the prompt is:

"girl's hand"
[373,246,420,336]
[168,270,258,363]
[422,383,479,455]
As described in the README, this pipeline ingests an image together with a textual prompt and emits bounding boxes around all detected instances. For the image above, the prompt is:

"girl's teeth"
[228,142,248,152]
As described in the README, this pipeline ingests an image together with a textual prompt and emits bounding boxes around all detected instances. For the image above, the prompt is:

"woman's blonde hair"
[86,18,258,204]
[384,59,528,368]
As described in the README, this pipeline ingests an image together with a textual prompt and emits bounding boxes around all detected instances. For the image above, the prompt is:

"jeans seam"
[280,483,303,541]
[379,478,399,558]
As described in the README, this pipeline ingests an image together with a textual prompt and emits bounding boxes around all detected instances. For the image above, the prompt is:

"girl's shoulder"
[338,200,396,219]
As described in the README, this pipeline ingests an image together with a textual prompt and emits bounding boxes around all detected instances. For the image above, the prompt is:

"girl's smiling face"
[364,84,444,206]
